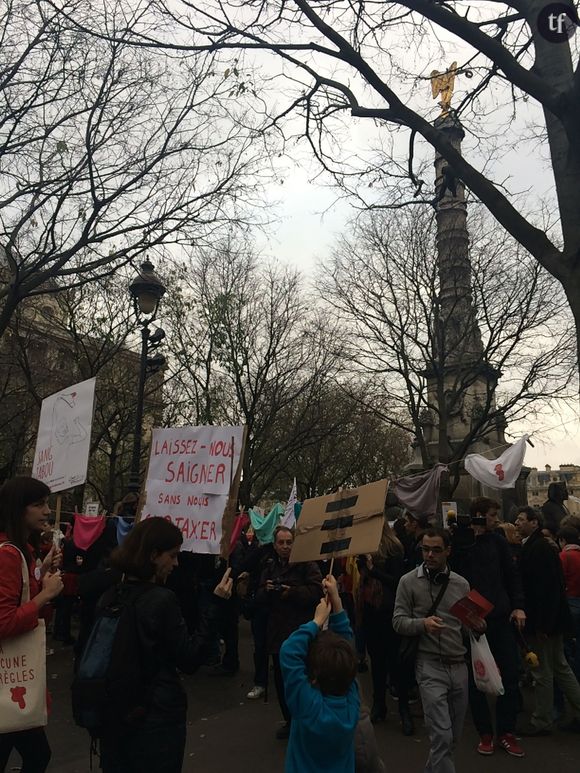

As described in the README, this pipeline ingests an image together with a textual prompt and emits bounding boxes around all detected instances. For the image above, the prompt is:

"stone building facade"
[527,464,580,516]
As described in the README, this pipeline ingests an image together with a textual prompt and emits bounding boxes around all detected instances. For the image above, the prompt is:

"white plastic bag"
[469,631,505,696]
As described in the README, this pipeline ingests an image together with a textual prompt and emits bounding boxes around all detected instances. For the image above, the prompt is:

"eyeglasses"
[420,546,444,554]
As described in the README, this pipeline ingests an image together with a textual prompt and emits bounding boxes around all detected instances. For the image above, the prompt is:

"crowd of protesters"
[2,477,580,773]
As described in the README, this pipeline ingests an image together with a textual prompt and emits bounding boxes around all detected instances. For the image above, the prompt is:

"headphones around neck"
[424,565,450,586]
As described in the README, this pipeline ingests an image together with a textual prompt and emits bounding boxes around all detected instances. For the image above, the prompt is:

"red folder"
[450,590,494,629]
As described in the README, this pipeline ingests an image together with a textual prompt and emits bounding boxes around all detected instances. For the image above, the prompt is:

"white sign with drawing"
[32,377,96,493]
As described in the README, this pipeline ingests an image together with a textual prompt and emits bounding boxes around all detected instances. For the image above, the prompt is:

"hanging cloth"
[73,514,106,551]
[249,503,284,545]
[464,435,528,489]
[115,517,134,546]
[229,512,250,555]
[394,463,448,519]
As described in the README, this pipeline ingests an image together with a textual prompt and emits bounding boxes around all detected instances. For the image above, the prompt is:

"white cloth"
[464,435,528,489]
[281,478,297,529]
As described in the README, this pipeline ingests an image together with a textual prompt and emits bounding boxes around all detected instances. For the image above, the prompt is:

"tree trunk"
[564,277,580,375]
[526,0,580,252]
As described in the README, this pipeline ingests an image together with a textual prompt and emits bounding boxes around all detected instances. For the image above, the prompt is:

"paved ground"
[9,622,579,772]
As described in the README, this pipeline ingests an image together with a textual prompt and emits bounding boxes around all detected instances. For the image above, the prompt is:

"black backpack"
[71,582,155,737]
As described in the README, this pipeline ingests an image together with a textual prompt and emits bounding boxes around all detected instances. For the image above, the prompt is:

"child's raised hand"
[313,597,331,628]
[322,574,342,613]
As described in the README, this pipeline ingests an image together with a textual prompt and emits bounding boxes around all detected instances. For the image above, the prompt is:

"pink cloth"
[73,514,106,551]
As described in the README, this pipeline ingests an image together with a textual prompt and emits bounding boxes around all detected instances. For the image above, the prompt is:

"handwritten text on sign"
[31,377,96,494]
[141,426,244,554]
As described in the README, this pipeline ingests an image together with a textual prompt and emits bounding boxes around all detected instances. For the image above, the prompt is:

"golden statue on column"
[430,61,457,116]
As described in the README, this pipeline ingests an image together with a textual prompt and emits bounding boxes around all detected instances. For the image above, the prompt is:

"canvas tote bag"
[0,543,48,732]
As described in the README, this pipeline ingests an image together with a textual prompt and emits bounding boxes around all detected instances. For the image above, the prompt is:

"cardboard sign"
[85,502,100,517]
[32,378,96,493]
[140,425,246,555]
[290,479,389,563]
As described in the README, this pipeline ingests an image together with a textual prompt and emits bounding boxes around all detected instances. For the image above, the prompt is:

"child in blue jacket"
[280,573,360,773]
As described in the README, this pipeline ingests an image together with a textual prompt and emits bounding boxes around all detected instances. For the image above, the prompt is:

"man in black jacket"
[235,535,276,699]
[515,507,580,735]
[403,512,430,569]
[451,497,526,757]
[256,526,322,739]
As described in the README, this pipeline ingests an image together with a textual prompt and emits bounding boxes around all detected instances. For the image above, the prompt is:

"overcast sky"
[255,141,579,473]
[222,5,580,473]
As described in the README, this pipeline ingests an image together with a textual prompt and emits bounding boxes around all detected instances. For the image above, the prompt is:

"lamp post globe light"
[128,259,167,494]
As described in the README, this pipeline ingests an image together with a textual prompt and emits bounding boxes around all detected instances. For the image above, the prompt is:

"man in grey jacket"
[393,528,484,773]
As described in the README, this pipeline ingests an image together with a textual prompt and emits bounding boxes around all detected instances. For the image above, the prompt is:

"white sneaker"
[246,685,266,699]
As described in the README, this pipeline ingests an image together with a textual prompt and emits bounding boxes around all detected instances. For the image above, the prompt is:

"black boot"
[370,703,387,724]
[400,706,415,736]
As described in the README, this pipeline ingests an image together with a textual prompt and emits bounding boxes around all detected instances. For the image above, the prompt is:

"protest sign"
[290,479,389,563]
[140,425,246,555]
[32,378,96,494]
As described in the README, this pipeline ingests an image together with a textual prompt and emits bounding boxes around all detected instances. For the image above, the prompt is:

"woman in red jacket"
[0,476,64,772]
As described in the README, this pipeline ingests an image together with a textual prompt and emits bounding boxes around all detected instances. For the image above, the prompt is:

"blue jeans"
[100,724,186,773]
[565,597,580,680]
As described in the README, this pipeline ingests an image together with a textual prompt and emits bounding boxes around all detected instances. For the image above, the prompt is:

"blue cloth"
[249,503,284,544]
[115,517,134,546]
[280,610,360,773]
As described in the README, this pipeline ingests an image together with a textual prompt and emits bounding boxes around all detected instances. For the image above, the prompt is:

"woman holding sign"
[0,476,64,773]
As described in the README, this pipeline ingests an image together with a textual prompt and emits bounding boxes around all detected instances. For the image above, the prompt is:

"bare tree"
[62,0,580,368]
[279,386,411,499]
[164,240,344,505]
[320,206,576,494]
[0,275,162,508]
[0,0,267,336]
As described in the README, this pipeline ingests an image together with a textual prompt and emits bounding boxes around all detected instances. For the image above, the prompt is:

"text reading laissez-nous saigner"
[153,437,233,486]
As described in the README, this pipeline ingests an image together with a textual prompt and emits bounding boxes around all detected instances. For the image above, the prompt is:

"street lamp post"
[128,259,167,493]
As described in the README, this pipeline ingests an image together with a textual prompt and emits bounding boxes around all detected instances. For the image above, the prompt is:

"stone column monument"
[407,63,528,513]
